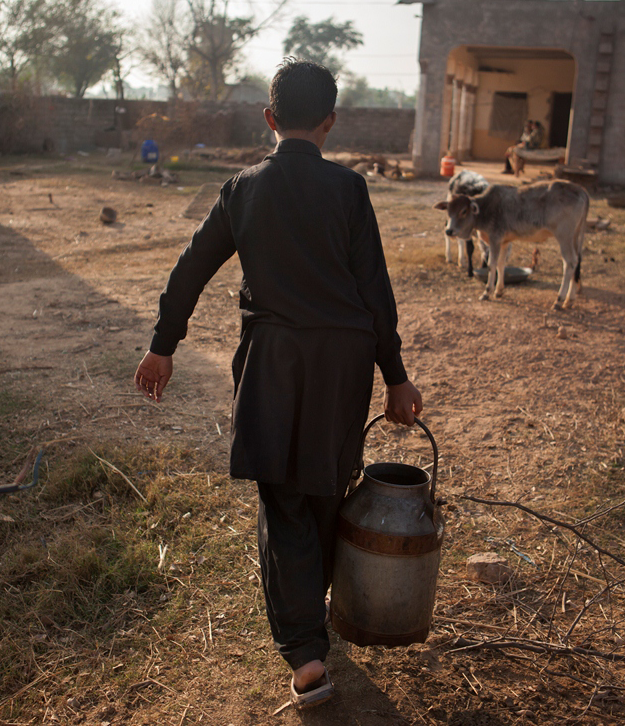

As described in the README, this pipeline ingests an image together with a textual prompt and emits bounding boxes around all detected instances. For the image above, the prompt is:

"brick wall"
[0,95,416,155]
[0,95,169,154]
[328,107,416,153]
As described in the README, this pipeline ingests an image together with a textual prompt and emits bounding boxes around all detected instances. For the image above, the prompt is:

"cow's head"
[434,194,479,239]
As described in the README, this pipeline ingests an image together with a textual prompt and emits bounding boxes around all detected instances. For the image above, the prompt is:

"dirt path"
[1,155,624,725]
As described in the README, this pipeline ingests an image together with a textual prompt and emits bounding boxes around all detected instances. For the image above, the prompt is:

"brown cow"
[435,180,589,309]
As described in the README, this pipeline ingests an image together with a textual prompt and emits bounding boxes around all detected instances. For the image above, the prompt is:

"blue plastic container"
[141,139,159,163]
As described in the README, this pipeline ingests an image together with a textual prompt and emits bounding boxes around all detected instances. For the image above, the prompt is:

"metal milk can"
[331,415,445,646]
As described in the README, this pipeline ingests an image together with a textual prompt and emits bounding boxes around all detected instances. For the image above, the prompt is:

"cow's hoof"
[495,290,504,298]
[562,299,574,310]
[552,300,563,311]
[479,291,490,301]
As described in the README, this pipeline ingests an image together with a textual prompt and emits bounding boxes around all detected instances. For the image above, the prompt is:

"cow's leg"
[561,220,585,309]
[504,243,512,265]
[478,235,489,268]
[554,257,575,310]
[445,233,452,263]
[480,237,500,301]
[457,238,467,269]
[466,237,474,277]
[552,230,577,310]
[495,242,509,298]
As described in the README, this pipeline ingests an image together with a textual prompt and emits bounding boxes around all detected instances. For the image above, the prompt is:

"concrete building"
[403,0,625,183]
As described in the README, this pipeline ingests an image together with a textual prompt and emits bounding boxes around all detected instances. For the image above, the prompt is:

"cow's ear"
[470,200,479,215]
[433,201,448,210]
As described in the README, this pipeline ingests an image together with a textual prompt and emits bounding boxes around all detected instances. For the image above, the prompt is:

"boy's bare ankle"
[292,659,325,691]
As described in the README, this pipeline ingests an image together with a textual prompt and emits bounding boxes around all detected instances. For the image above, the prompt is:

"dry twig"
[90,449,148,503]
[450,636,625,662]
[462,495,625,566]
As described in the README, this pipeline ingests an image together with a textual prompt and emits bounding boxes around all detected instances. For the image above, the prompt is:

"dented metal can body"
[331,420,445,647]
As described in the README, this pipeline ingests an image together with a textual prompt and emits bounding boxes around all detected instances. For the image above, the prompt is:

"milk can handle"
[353,414,439,504]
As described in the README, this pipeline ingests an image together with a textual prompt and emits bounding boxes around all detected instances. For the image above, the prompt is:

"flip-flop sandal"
[290,667,335,710]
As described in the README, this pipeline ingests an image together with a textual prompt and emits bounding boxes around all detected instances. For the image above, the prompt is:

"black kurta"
[150,138,407,495]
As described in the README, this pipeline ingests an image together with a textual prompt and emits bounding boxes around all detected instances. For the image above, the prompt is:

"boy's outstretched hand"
[134,351,173,402]
[384,380,423,426]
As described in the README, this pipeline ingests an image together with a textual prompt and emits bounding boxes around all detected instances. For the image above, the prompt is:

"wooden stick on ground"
[90,449,148,503]
[450,636,625,662]
[462,495,625,566]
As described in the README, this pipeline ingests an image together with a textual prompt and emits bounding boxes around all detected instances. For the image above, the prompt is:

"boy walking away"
[134,60,422,708]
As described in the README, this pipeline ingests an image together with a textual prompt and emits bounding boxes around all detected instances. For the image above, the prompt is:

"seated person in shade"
[503,120,534,174]
[529,120,545,149]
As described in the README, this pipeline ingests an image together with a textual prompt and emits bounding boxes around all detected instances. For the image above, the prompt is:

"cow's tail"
[574,192,590,286]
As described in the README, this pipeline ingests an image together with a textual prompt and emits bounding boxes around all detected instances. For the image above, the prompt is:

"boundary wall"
[0,96,416,155]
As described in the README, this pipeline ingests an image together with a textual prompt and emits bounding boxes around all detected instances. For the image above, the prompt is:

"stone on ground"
[99,206,117,224]
[466,552,512,584]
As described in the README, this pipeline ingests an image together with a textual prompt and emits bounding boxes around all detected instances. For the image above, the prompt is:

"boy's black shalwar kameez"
[150,139,407,668]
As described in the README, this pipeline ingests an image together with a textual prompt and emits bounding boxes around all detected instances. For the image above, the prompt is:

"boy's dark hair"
[269,59,337,131]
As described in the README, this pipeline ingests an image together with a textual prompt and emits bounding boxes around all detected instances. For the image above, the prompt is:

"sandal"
[290,667,335,709]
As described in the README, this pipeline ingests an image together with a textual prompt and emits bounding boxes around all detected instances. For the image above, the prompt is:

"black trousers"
[257,478,351,669]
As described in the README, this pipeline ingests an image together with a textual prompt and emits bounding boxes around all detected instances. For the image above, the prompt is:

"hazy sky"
[113,0,423,93]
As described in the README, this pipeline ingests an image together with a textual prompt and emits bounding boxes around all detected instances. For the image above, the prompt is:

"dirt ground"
[1,150,624,725]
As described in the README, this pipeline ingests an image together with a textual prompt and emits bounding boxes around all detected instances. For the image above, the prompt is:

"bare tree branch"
[563,577,625,643]
[461,495,625,566]
[450,636,625,662]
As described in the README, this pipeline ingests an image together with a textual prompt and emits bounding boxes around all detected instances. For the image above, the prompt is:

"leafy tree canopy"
[141,0,188,100]
[49,0,123,97]
[338,73,416,109]
[282,16,363,75]
[0,0,54,91]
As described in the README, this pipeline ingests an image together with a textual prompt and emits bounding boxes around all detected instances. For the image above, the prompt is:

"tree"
[108,26,137,101]
[140,0,188,100]
[48,0,122,98]
[282,16,363,75]
[186,0,285,101]
[338,73,416,109]
[0,0,51,91]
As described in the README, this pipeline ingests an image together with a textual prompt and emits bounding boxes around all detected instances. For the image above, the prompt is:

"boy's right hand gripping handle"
[352,414,439,504]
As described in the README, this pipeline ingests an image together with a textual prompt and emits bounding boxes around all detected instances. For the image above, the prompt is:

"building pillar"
[466,85,477,160]
[412,54,449,177]
[449,79,463,158]
[457,82,469,161]
[440,71,455,156]
[413,60,429,174]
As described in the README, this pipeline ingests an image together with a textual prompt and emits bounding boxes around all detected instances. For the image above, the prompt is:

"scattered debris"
[111,170,134,181]
[352,162,369,176]
[587,215,612,230]
[367,161,386,177]
[112,166,179,186]
[389,163,402,180]
[466,552,512,584]
[606,193,625,209]
[531,247,540,270]
[99,206,117,224]
[0,447,45,495]
[139,174,161,186]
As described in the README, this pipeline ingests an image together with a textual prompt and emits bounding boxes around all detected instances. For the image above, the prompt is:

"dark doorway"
[550,92,572,147]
